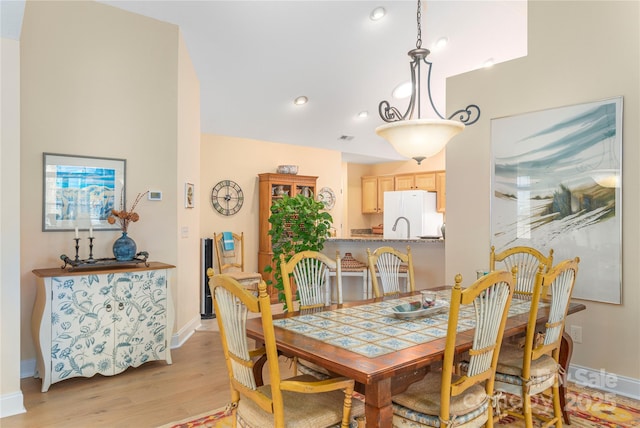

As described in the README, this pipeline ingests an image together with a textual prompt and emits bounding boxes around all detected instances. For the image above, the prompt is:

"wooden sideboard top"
[32,261,176,278]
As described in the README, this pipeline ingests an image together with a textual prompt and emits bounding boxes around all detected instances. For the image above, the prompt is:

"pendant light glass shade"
[376,119,464,163]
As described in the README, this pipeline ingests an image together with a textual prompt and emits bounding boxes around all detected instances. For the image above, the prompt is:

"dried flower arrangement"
[107,190,149,233]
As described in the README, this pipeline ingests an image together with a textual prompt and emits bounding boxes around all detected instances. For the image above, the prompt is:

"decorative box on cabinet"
[31,262,175,392]
[258,173,317,302]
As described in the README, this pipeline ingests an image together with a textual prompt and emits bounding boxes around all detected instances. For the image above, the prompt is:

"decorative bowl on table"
[277,165,299,175]
[391,299,448,319]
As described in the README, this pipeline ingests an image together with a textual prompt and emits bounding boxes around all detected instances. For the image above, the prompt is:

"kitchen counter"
[329,235,444,243]
[322,237,445,301]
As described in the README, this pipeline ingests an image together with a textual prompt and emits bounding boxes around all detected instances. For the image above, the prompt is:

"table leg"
[559,331,574,425]
[364,378,393,428]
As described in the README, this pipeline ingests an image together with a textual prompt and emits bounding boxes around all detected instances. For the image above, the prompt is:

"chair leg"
[552,382,563,428]
[523,388,534,428]
[486,402,494,428]
[559,331,573,425]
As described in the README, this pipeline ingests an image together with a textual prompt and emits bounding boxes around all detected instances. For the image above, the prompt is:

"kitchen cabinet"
[258,173,318,301]
[361,175,394,213]
[436,171,446,213]
[394,172,436,191]
[31,262,175,392]
[362,171,446,214]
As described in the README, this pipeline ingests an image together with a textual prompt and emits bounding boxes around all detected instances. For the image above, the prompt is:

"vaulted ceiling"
[3,1,528,163]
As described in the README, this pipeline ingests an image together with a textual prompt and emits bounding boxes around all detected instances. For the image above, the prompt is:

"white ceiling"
[3,1,528,164]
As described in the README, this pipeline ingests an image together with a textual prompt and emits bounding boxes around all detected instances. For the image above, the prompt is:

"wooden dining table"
[245,287,586,428]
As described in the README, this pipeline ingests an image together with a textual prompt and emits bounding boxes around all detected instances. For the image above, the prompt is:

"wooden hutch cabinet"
[258,173,317,301]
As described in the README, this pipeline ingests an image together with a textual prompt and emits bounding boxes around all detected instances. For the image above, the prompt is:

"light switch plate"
[148,191,162,201]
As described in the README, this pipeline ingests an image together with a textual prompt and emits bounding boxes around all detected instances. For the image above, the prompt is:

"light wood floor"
[1,321,277,428]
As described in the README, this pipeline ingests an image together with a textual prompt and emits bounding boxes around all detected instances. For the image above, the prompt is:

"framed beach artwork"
[42,153,126,232]
[490,97,622,304]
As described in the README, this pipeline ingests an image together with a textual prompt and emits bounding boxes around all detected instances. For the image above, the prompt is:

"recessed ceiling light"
[392,81,412,99]
[293,96,308,105]
[370,7,386,21]
[483,58,495,68]
[434,37,448,51]
[357,111,369,118]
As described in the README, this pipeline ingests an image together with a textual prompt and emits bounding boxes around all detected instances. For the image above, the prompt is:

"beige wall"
[446,0,639,389]
[200,134,343,273]
[1,37,25,417]
[346,151,445,232]
[17,0,200,376]
[175,32,202,340]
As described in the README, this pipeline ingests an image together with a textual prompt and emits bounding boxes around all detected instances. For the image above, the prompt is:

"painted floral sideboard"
[31,262,175,392]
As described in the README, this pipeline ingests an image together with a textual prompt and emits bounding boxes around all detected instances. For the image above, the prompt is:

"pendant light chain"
[416,0,422,49]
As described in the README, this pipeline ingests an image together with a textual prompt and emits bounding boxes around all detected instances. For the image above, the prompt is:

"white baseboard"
[170,314,202,349]
[0,391,26,419]
[568,364,640,401]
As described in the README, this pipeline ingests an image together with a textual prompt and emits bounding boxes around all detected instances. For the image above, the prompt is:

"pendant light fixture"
[376,0,481,164]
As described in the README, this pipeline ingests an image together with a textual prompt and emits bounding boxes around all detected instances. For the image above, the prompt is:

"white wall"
[16,0,200,378]
[0,37,26,418]
[446,0,639,396]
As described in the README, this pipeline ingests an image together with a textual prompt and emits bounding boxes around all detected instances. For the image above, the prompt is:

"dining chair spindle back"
[492,257,580,428]
[391,269,516,428]
[367,246,415,298]
[280,250,342,311]
[208,270,362,427]
[490,245,554,298]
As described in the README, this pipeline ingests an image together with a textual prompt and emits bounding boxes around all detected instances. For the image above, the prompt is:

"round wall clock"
[210,180,244,216]
[317,187,336,210]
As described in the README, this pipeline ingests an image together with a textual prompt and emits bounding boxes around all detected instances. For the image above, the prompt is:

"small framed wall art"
[185,182,195,208]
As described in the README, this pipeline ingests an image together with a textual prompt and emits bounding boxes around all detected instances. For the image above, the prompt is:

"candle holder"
[74,238,80,262]
[87,237,95,262]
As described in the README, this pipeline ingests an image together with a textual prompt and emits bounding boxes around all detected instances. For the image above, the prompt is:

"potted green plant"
[265,194,333,305]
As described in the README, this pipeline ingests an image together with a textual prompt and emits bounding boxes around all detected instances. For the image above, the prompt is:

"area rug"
[159,384,640,428]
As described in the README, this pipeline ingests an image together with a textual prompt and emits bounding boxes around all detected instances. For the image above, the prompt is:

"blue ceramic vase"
[113,232,137,261]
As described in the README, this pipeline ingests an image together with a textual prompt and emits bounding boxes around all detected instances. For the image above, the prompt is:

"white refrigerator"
[383,190,444,239]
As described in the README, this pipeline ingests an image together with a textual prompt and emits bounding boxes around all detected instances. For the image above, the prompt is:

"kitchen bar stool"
[329,252,369,301]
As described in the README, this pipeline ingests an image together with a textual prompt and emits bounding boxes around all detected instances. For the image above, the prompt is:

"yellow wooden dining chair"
[391,269,516,428]
[214,232,262,295]
[279,251,342,379]
[367,246,416,298]
[490,245,554,298]
[492,257,580,428]
[208,271,362,428]
[279,250,342,311]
